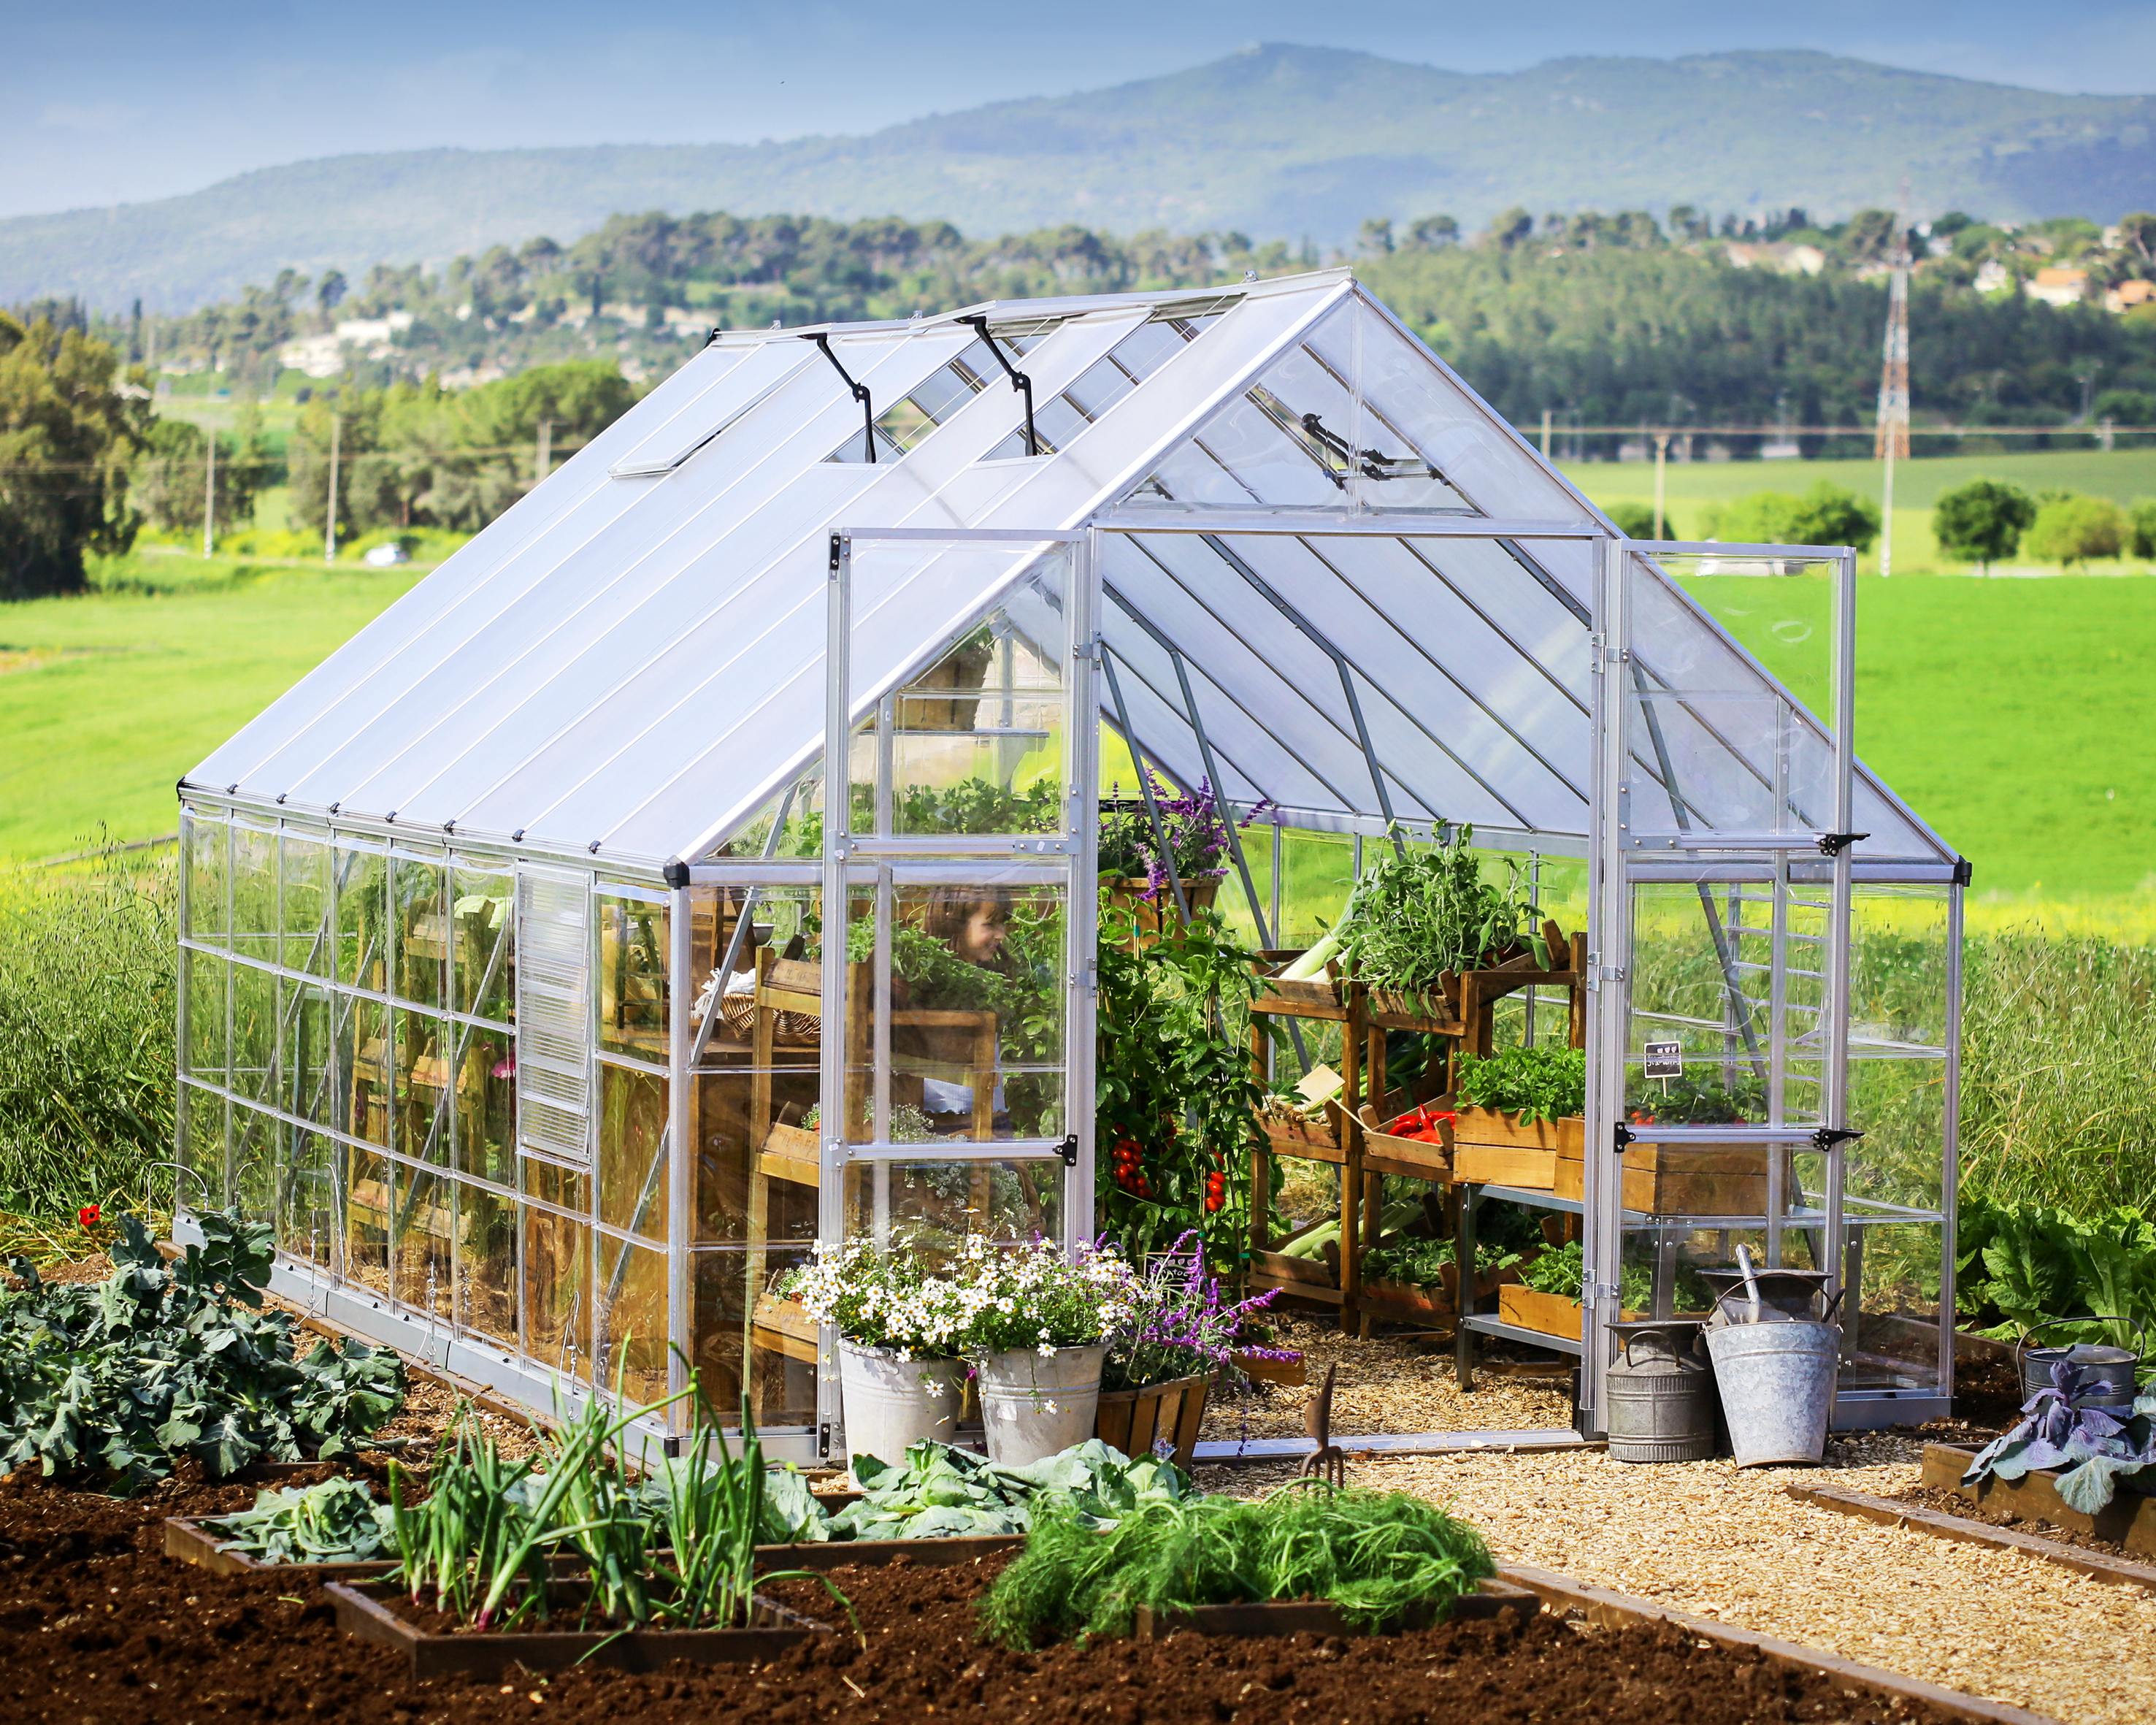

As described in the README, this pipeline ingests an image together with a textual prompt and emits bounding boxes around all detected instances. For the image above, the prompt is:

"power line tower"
[1874,180,1913,575]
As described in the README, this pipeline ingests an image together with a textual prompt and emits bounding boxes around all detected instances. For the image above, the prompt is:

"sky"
[5,0,2155,220]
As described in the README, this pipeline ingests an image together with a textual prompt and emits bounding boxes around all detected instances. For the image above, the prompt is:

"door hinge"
[1614,1122,1634,1150]
[1056,1134,1080,1168]
[1817,831,1870,857]
[1811,1126,1866,1152]
[1583,1280,1621,1310]
[827,532,844,575]
[818,1422,832,1459]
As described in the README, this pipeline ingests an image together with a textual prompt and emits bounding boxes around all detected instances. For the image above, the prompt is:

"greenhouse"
[175,268,1965,1461]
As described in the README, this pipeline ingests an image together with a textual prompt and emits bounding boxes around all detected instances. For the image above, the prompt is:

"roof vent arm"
[807,333,876,464]
[960,315,1038,456]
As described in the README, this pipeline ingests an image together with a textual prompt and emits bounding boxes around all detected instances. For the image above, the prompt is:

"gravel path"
[1347,1434,2156,1725]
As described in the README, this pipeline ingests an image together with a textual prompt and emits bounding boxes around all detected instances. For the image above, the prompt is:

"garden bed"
[1130,1575,1538,1638]
[1922,1442,2156,1558]
[326,1579,826,1678]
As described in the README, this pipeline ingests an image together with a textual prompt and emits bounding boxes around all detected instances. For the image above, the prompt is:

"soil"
[1894,1483,2152,1562]
[0,1472,1960,1725]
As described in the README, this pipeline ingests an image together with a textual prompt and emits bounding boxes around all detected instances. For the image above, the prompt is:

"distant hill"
[10,44,2156,311]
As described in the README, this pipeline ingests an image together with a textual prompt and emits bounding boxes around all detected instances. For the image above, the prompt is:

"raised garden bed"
[1784,1482,2156,1594]
[165,1512,394,1581]
[325,1579,826,1679]
[1130,1575,1539,1639]
[1922,1441,2156,1558]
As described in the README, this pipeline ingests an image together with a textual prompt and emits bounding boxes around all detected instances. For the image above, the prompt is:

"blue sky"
[5,0,2153,218]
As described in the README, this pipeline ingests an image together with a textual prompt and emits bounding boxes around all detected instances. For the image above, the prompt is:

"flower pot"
[837,1342,966,1481]
[975,1344,1109,1466]
[1101,874,1222,950]
[1094,1371,1211,1469]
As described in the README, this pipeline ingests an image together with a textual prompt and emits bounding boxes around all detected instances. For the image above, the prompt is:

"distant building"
[278,332,345,378]
[2105,279,2156,314]
[1973,259,2011,294]
[2028,267,2093,307]
[1722,241,1826,276]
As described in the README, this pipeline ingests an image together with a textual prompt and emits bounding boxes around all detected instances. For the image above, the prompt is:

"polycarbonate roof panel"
[189,270,1957,876]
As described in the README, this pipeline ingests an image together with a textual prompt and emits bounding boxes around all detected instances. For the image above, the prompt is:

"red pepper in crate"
[1383,1104,1457,1144]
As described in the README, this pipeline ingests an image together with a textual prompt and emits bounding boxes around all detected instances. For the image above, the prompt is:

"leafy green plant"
[1294,825,1543,991]
[1095,903,1265,1269]
[821,1439,1194,1541]
[1361,1235,1521,1286]
[977,1481,1495,1646]
[1964,1372,2156,1515]
[0,1209,403,1491]
[1955,1193,2156,1351]
[1455,1047,1586,1124]
[204,1476,394,1565]
[1517,1239,1584,1300]
[1625,1070,1765,1125]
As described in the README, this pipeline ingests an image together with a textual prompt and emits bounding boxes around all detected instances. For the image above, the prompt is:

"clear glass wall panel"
[1622,551,1842,844]
[183,808,229,947]
[229,960,277,1106]
[1841,1220,1945,1395]
[231,1101,275,1224]
[344,1147,395,1300]
[396,1011,456,1169]
[342,998,394,1148]
[280,830,332,976]
[596,1061,668,1240]
[841,1158,1062,1250]
[177,1085,226,1211]
[691,1062,819,1244]
[391,852,450,1009]
[1844,1056,1947,1216]
[695,1247,817,1428]
[596,891,670,1063]
[336,843,390,993]
[1848,885,1950,1052]
[392,1163,455,1320]
[231,819,280,964]
[456,1030,518,1186]
[594,1232,669,1404]
[183,948,228,1086]
[521,1206,591,1382]
[277,1126,334,1269]
[456,1181,518,1346]
[279,978,335,1128]
[449,860,516,1022]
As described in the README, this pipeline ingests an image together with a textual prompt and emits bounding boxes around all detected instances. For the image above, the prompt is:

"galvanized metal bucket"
[2018,1317,2145,1412]
[1606,1320,1716,1464]
[1701,1266,1834,1326]
[1706,1320,1839,1466]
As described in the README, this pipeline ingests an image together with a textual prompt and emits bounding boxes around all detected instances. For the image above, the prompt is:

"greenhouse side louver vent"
[514,863,593,1166]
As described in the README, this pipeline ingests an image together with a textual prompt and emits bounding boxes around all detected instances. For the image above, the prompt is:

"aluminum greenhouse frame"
[175,269,1967,1458]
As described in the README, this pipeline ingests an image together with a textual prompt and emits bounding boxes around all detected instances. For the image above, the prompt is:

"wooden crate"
[1554,1142,1769,1216]
[757,1120,821,1187]
[1258,1106,1344,1163]
[1363,983,1465,1036]
[1498,1283,1584,1339]
[1452,1109,1584,1189]
[1362,1278,1454,1321]
[1251,950,1346,1017]
[1095,1372,1211,1470]
[1356,1103,1451,1183]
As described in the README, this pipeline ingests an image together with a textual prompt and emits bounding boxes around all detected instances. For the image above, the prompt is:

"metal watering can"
[2017,1317,2146,1413]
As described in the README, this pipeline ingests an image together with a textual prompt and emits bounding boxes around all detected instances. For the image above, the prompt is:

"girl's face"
[955,903,1009,965]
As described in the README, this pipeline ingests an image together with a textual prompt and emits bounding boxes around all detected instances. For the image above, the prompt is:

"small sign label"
[1643,1040,1683,1079]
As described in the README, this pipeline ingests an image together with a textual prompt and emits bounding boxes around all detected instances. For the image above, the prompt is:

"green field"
[0,554,421,861]
[1565,447,2156,578]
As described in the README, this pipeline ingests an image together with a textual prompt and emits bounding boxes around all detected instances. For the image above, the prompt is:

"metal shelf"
[1460,1314,1582,1358]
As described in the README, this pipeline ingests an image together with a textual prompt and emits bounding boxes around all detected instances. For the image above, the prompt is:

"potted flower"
[778,1241,968,1482]
[1098,776,1258,949]
[953,1236,1139,1466]
[1097,1232,1289,1469]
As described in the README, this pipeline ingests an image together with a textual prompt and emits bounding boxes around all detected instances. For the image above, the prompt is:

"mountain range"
[9,44,2156,312]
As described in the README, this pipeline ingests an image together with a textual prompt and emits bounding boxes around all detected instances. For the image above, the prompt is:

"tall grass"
[0,841,176,1218]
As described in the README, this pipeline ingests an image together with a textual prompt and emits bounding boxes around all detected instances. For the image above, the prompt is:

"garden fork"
[1300,1361,1345,1486]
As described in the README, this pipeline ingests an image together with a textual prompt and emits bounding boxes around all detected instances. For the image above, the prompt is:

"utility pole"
[325,414,342,565]
[1874,177,1913,578]
[1541,407,1552,460]
[202,432,216,559]
[1652,432,1670,540]
[534,417,553,486]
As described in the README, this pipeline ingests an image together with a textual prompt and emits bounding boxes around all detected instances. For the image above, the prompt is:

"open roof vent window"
[822,337,1000,464]
[978,314,1211,462]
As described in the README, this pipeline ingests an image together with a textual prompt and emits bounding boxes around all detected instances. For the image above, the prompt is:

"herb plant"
[977,1481,1495,1646]
[1361,1235,1522,1288]
[1455,1047,1587,1124]
[1294,824,1543,991]
[1097,775,1246,893]
[1626,1070,1766,1125]
[1104,1231,1286,1391]
[0,1209,404,1491]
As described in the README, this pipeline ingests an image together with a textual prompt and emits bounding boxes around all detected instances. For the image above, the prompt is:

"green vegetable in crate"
[203,1477,395,1566]
[1281,823,1543,989]
[977,1480,1496,1646]
[1455,1047,1587,1125]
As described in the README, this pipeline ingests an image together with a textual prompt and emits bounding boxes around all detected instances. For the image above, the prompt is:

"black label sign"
[1643,1039,1683,1079]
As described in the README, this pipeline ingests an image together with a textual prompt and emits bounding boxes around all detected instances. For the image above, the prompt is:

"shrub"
[2130,498,2156,559]
[0,843,176,1219]
[1604,499,1679,540]
[2025,494,2128,566]
[1933,478,2037,572]
[1703,481,1880,551]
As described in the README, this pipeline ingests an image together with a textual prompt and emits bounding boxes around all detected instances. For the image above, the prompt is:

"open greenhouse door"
[1584,539,1931,1436]
[818,527,1099,1458]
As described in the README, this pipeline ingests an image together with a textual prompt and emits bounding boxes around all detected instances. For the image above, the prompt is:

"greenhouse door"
[1583,540,1862,1434]
[818,527,1099,1451]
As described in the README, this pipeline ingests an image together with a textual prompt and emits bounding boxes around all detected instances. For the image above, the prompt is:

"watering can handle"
[2015,1315,2146,1369]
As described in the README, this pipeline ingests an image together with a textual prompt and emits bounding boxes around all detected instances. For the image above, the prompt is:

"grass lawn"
[0,554,421,861]
[1565,447,2156,577]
